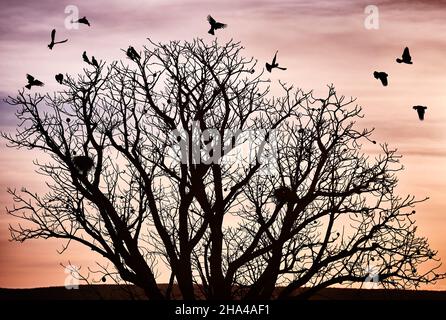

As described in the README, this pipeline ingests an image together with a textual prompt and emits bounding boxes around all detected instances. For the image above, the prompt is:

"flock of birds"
[24,15,286,89]
[374,46,428,121]
[24,14,427,123]
[22,15,101,186]
[25,16,91,89]
[207,16,426,121]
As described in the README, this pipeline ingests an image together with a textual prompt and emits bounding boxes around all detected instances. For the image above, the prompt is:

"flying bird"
[25,74,44,89]
[413,105,427,120]
[91,56,99,68]
[207,15,227,35]
[72,155,95,176]
[373,71,388,86]
[266,51,287,72]
[72,16,90,26]
[48,29,68,50]
[126,46,141,61]
[55,73,63,84]
[396,47,412,64]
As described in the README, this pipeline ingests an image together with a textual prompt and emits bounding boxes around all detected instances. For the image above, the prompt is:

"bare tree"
[2,39,444,300]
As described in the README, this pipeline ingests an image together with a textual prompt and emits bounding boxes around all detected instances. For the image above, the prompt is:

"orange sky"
[1,0,446,289]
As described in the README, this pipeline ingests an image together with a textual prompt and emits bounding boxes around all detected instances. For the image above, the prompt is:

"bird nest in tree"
[273,186,297,203]
[72,155,94,175]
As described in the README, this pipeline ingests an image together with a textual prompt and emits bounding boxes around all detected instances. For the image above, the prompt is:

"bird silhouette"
[72,155,95,176]
[126,46,141,61]
[48,29,68,50]
[72,16,90,26]
[207,15,227,35]
[25,74,44,89]
[396,47,412,64]
[91,56,99,68]
[55,73,63,84]
[266,51,287,72]
[413,105,427,120]
[373,71,388,86]
[82,51,91,65]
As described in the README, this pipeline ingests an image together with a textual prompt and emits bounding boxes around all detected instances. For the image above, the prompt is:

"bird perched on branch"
[413,105,427,120]
[25,74,44,89]
[55,73,63,84]
[72,16,90,26]
[72,155,95,176]
[91,56,99,68]
[266,51,287,72]
[48,29,68,50]
[396,47,412,64]
[82,51,91,65]
[126,46,141,61]
[373,71,388,86]
[207,15,227,35]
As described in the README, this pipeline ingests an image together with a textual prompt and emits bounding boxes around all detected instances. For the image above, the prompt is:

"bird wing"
[34,79,44,86]
[413,106,426,118]
[26,74,34,82]
[214,22,227,29]
[51,29,56,42]
[56,39,68,44]
[207,15,216,25]
[403,47,411,60]
[272,51,278,65]
[79,17,90,25]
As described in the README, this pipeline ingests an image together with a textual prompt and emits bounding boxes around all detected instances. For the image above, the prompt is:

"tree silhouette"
[2,39,444,300]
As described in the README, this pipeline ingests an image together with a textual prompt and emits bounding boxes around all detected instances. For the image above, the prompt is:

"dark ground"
[1,285,446,300]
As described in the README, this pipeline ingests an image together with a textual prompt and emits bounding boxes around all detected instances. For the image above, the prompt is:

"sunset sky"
[1,0,446,289]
